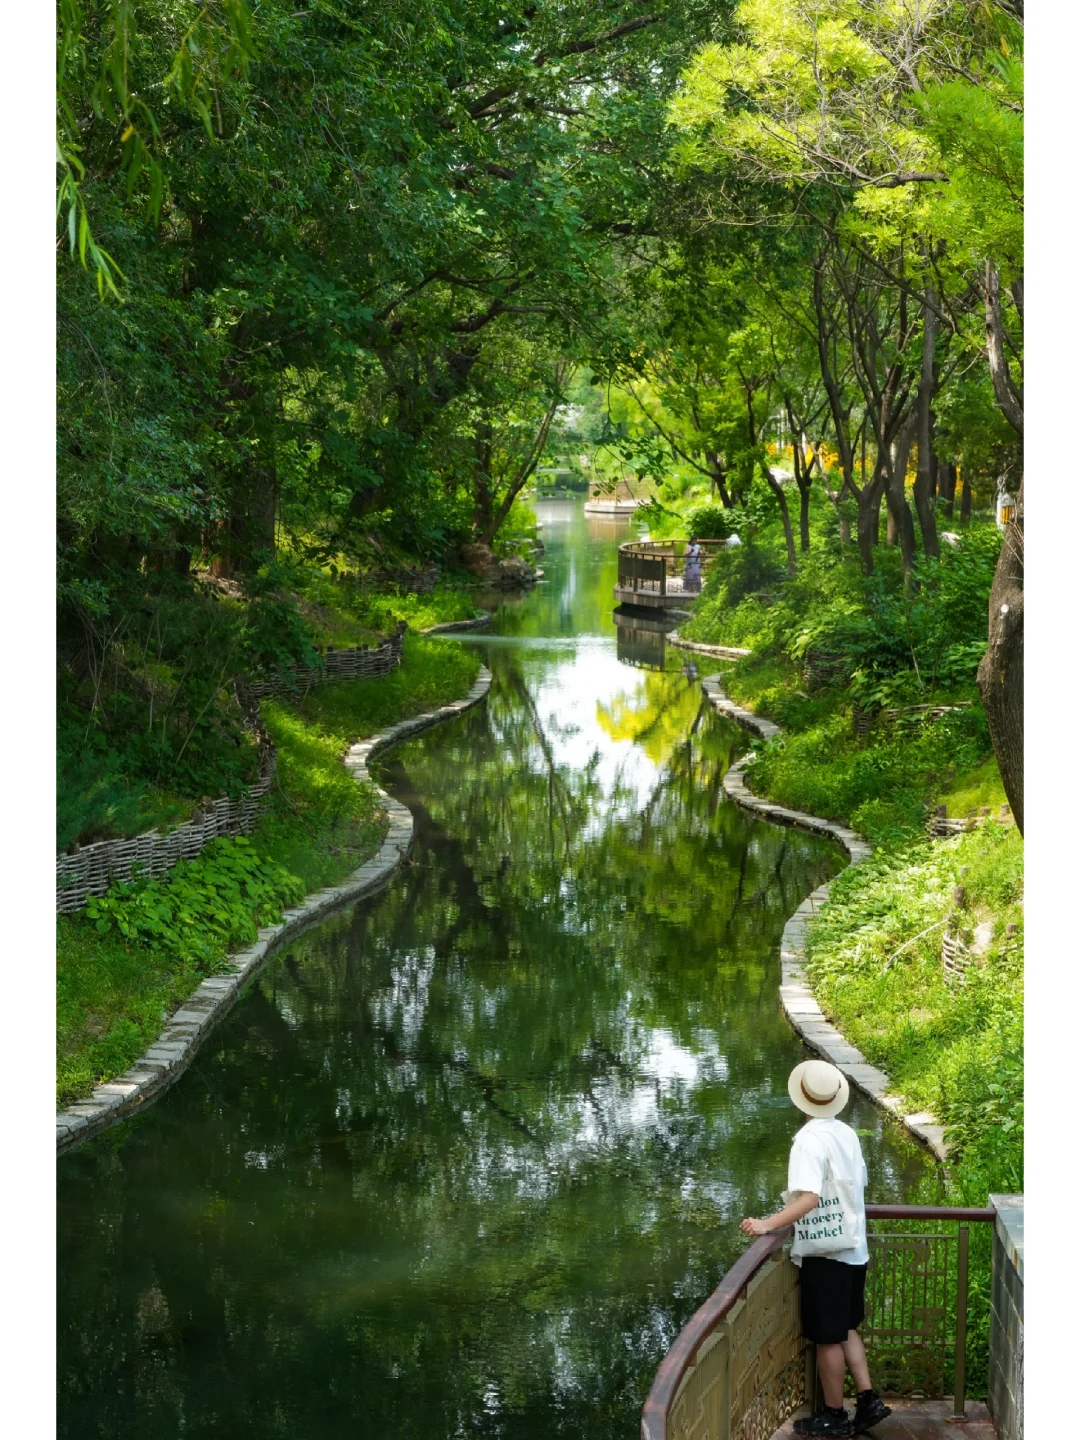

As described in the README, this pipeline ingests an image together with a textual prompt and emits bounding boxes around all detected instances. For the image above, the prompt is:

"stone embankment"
[422,613,493,634]
[667,631,751,662]
[700,672,949,1163]
[56,666,493,1155]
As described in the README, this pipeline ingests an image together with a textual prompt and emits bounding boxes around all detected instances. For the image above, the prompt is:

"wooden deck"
[771,1399,998,1440]
[612,575,700,610]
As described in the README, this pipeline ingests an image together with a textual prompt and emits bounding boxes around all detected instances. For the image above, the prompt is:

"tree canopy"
[57,0,1024,822]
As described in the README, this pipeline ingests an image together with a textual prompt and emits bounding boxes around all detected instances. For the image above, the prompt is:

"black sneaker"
[793,1407,854,1437]
[852,1390,892,1433]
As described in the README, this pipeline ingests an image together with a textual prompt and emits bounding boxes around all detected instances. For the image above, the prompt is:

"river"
[57,499,933,1439]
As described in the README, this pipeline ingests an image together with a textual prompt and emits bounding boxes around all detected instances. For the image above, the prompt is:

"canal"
[57,500,934,1439]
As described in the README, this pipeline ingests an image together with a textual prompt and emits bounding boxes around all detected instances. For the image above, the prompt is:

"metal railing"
[617,540,727,596]
[641,1205,996,1440]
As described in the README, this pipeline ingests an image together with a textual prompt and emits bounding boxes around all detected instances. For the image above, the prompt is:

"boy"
[740,1059,892,1438]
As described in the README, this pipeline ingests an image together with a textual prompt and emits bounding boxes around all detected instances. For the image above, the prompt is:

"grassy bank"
[720,643,1022,1188]
[670,477,1021,1392]
[57,555,487,853]
[57,634,481,1106]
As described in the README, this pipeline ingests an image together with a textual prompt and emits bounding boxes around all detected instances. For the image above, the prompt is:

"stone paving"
[770,1399,998,1439]
[700,673,949,1163]
[56,666,493,1156]
[667,631,752,661]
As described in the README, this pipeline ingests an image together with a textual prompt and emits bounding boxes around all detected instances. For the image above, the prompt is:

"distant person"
[739,1060,891,1437]
[682,536,702,592]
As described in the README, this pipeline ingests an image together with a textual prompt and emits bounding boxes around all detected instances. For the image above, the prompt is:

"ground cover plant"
[255,635,481,892]
[56,635,481,1105]
[804,821,1023,1394]
[57,839,304,1106]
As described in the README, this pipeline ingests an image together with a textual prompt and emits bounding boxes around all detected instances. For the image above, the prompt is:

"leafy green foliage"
[86,838,305,965]
[58,632,482,1102]
[683,490,1000,707]
[56,710,192,852]
[238,563,323,676]
[58,834,305,1103]
[805,822,1023,1185]
[685,503,731,539]
[745,701,990,845]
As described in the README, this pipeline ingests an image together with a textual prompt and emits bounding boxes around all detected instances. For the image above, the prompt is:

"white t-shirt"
[786,1117,869,1266]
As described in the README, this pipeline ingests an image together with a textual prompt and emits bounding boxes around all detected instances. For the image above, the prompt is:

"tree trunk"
[983,258,1024,437]
[976,478,1023,833]
[247,470,277,559]
[913,291,940,559]
[762,464,798,575]
[960,473,972,521]
[885,413,918,577]
[472,420,495,536]
[938,461,956,518]
[856,461,887,574]
[705,452,733,507]
[477,390,562,546]
[789,430,811,550]
[812,261,857,494]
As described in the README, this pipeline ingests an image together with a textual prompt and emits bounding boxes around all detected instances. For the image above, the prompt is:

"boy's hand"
[740,1217,770,1237]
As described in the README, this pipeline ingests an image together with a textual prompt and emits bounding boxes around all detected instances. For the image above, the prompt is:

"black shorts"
[799,1257,868,1344]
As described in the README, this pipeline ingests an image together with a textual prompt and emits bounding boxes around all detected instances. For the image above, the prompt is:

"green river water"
[57,500,934,1439]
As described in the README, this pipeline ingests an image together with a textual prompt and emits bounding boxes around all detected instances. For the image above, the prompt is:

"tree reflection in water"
[57,507,933,1440]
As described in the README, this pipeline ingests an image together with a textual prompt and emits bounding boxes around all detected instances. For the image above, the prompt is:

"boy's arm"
[740,1190,819,1238]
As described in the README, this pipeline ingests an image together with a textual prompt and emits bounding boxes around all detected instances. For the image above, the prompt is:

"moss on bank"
[56,634,482,1106]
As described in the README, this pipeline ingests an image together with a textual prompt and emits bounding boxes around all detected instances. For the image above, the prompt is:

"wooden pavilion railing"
[641,1205,997,1440]
[617,540,727,596]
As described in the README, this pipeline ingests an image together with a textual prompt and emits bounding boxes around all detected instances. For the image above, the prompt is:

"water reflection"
[57,500,934,1440]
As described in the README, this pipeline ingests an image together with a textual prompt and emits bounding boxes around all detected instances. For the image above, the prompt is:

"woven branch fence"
[244,624,405,699]
[56,627,405,914]
[926,801,1012,840]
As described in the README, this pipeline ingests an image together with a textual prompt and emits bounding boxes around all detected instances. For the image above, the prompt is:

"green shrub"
[685,503,731,539]
[58,837,306,1105]
[86,837,305,966]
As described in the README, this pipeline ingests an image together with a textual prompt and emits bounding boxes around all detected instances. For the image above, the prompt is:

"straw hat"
[788,1059,850,1118]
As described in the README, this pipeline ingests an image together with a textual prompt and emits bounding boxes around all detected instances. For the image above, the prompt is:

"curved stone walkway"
[56,666,493,1156]
[701,672,949,1163]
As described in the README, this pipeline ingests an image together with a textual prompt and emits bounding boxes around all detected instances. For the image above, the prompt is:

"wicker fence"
[926,801,1012,839]
[56,628,406,914]
[244,623,405,700]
